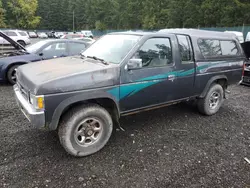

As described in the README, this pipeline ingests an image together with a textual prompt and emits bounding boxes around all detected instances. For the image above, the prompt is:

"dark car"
[0,32,89,84]
[240,41,250,85]
[46,31,56,38]
[14,29,244,157]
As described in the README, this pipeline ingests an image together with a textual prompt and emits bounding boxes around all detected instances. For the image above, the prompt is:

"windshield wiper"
[80,53,86,59]
[87,56,109,65]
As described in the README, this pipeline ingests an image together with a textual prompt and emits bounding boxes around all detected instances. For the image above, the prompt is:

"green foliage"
[95,20,106,31]
[1,0,250,30]
[0,0,6,28]
[5,0,40,29]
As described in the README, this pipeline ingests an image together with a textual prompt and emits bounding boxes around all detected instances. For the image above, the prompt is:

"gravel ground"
[0,84,249,188]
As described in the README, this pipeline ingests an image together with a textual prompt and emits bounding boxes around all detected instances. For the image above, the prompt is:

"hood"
[241,41,250,59]
[16,56,120,95]
[0,31,26,51]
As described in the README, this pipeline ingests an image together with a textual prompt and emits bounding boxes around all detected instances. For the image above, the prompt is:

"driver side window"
[134,38,172,68]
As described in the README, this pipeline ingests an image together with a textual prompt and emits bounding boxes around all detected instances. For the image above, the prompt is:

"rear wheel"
[58,104,113,157]
[197,84,224,116]
[7,65,19,85]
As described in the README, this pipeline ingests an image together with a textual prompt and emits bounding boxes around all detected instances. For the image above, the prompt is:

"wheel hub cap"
[209,91,220,109]
[74,118,103,146]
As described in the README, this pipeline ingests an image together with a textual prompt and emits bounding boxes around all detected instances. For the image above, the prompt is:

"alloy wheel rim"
[74,117,103,147]
[11,68,17,83]
[209,91,221,109]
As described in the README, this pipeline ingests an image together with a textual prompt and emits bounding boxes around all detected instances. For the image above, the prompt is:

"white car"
[224,31,244,43]
[80,30,93,38]
[0,30,31,46]
[74,37,95,44]
[54,32,64,38]
[38,32,48,39]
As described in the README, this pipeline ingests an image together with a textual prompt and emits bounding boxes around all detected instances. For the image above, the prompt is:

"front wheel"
[58,104,113,157]
[17,40,26,46]
[7,65,19,85]
[197,84,224,116]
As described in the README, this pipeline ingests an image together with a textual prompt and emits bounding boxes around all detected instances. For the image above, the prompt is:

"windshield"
[26,40,48,53]
[82,34,140,64]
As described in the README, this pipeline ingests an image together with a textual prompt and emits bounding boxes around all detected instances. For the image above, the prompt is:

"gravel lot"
[0,84,249,188]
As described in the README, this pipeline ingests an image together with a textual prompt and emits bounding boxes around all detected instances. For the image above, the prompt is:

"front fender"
[46,89,120,130]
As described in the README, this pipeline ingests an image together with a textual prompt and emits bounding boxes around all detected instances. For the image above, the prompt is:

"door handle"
[168,75,176,81]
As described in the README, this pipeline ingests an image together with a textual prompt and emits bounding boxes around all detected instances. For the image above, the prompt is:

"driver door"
[39,42,68,60]
[120,36,179,112]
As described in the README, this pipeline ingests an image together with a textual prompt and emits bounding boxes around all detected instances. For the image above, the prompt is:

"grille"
[17,82,29,101]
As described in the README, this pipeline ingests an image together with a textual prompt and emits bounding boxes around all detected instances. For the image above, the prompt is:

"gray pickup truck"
[14,29,244,157]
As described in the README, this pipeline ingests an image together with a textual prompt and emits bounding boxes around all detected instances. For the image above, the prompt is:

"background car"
[46,31,56,38]
[80,30,94,38]
[75,37,95,44]
[55,32,65,38]
[0,32,90,84]
[28,31,38,38]
[0,30,31,46]
[38,32,48,39]
[240,41,250,86]
[60,33,84,39]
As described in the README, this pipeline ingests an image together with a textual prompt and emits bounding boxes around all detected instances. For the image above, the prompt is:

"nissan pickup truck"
[14,29,245,157]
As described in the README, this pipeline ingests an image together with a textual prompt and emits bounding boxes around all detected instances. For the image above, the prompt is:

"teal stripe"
[107,62,227,101]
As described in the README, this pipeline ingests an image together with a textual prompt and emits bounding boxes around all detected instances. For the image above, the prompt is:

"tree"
[0,0,6,28]
[6,0,40,29]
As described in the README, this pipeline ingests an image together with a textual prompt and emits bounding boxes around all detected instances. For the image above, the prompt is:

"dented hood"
[16,56,120,95]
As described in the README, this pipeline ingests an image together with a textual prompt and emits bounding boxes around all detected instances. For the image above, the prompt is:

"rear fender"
[199,75,228,98]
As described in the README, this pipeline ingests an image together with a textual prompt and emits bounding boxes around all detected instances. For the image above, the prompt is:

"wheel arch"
[4,62,27,80]
[49,96,120,130]
[17,40,26,45]
[199,75,228,98]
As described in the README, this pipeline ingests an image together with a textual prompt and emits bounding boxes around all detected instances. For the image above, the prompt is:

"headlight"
[29,94,44,110]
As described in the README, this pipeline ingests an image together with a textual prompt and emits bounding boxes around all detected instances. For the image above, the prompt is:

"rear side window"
[6,31,18,36]
[177,35,192,63]
[198,39,239,58]
[198,39,222,57]
[18,32,27,36]
[220,41,239,55]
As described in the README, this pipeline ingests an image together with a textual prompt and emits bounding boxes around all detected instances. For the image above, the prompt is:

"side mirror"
[127,58,142,70]
[39,52,43,56]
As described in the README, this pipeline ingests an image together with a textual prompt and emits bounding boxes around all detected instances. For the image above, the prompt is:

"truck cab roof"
[109,29,239,41]
[159,28,238,40]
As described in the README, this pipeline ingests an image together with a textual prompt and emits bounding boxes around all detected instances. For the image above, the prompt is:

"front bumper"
[14,85,45,129]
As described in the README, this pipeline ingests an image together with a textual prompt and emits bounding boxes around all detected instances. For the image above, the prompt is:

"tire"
[7,65,19,85]
[58,104,113,157]
[197,84,224,116]
[17,40,26,46]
